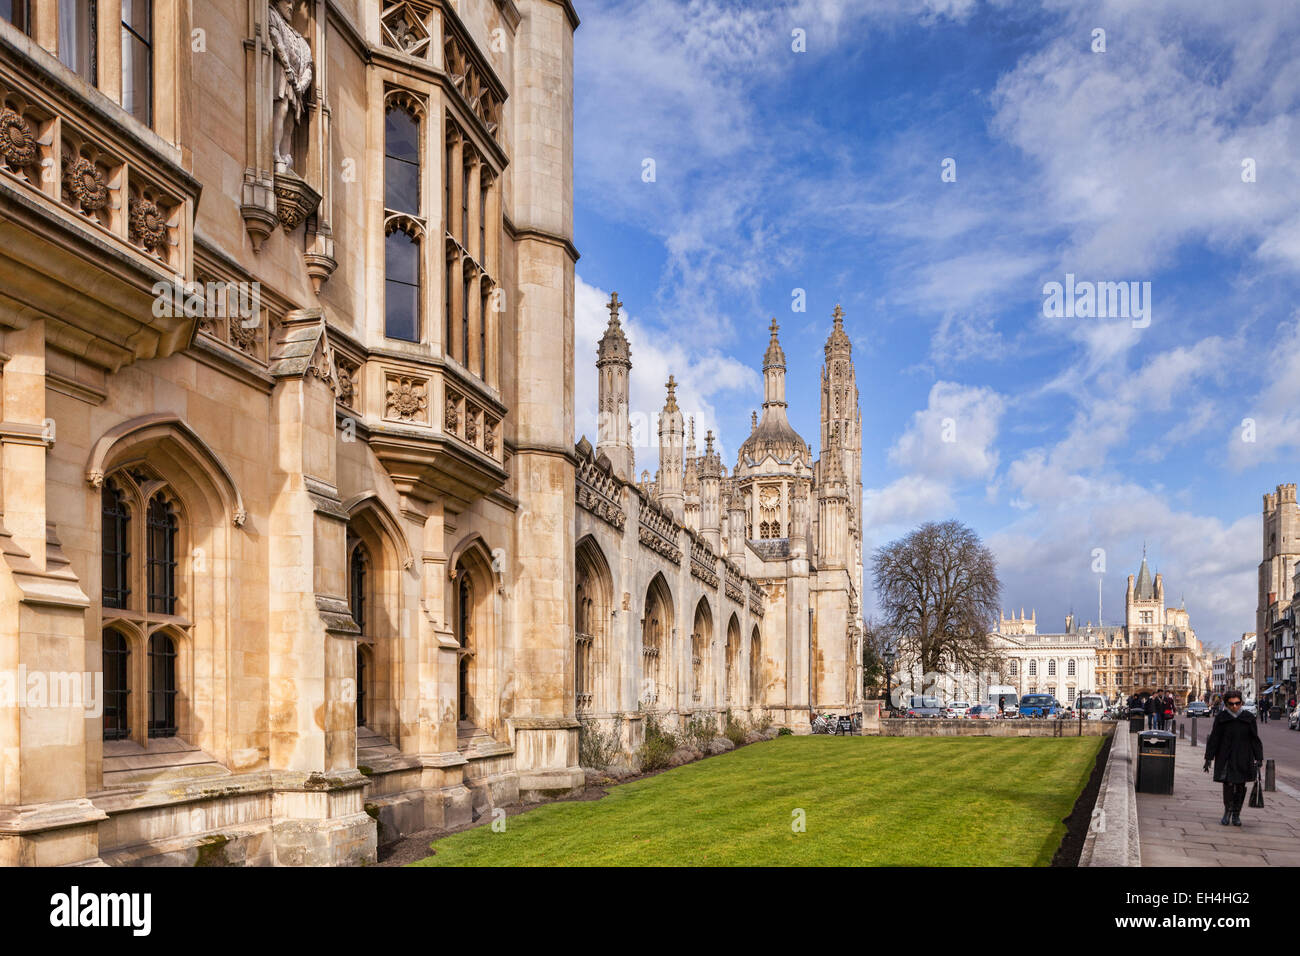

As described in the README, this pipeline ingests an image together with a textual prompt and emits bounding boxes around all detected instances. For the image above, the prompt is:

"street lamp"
[883,645,897,717]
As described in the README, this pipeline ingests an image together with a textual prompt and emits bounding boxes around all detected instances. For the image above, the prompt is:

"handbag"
[1249,768,1265,809]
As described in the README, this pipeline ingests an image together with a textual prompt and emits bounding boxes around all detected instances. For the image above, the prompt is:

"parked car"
[944,701,972,718]
[1185,701,1210,718]
[967,704,996,719]
[905,695,945,718]
[1288,707,1299,730]
[1019,693,1062,718]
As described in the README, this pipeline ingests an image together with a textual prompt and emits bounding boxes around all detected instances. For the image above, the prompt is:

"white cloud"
[889,381,1005,480]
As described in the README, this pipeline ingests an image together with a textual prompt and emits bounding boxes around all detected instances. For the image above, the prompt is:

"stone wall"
[877,719,1118,737]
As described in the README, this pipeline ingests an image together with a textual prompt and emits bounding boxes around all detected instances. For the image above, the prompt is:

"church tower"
[657,375,685,521]
[596,292,633,479]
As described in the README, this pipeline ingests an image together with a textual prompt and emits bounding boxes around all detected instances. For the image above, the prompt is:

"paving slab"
[1134,719,1300,867]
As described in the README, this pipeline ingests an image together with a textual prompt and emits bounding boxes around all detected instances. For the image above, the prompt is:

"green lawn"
[410,735,1103,867]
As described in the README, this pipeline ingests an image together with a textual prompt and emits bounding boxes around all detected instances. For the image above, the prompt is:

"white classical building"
[991,610,1099,705]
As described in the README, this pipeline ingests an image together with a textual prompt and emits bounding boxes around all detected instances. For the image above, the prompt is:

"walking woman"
[1203,690,1264,827]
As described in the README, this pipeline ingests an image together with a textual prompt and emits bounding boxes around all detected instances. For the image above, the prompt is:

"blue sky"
[568,0,1300,654]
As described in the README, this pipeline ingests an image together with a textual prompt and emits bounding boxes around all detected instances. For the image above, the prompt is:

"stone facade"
[576,303,865,741]
[985,556,1212,707]
[990,610,1098,705]
[1257,483,1300,705]
[0,0,585,866]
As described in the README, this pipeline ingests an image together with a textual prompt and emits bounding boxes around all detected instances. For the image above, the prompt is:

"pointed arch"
[575,535,613,714]
[641,572,674,708]
[749,624,763,708]
[691,597,713,707]
[342,491,414,571]
[725,613,741,707]
[86,413,246,527]
[449,534,499,736]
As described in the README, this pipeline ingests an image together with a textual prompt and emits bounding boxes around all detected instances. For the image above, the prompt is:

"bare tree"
[872,520,1003,679]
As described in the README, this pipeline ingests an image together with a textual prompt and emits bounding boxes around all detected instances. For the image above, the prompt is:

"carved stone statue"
[269,0,313,173]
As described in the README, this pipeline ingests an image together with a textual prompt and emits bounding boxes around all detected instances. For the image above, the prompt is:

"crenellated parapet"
[689,533,719,589]
[574,437,626,532]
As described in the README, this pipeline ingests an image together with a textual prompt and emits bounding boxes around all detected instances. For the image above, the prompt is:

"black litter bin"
[1136,730,1177,794]
[1129,714,1146,734]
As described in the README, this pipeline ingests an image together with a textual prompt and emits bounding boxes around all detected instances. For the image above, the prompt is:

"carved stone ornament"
[64,156,109,212]
[230,316,260,355]
[128,196,168,255]
[274,169,321,233]
[386,377,427,421]
[445,394,460,433]
[0,108,37,168]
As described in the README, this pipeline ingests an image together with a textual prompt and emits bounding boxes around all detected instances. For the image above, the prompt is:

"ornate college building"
[990,557,1211,706]
[574,302,865,749]
[0,0,862,867]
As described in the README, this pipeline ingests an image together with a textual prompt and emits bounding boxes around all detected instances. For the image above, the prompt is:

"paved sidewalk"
[1133,719,1300,866]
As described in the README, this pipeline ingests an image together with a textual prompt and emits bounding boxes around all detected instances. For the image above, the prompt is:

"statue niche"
[269,0,321,232]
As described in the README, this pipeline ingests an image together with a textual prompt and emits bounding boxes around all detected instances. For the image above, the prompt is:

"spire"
[1135,556,1154,601]
[664,374,678,412]
[763,317,786,369]
[597,291,631,367]
[751,410,758,429]
[824,304,851,359]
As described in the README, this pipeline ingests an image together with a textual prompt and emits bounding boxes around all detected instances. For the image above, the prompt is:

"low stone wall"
[1080,726,1139,866]
[876,718,1117,737]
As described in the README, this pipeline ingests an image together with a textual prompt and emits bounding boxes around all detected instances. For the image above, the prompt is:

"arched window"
[103,629,130,740]
[102,481,131,609]
[1029,660,1037,677]
[574,562,595,711]
[1009,660,1018,676]
[384,225,421,342]
[384,94,424,343]
[457,573,471,722]
[121,0,153,126]
[146,493,177,614]
[349,541,369,632]
[357,645,369,727]
[1047,659,1056,677]
[385,104,420,214]
[147,632,177,737]
[691,599,710,705]
[100,465,194,746]
[1068,659,1076,676]
[642,577,671,707]
[749,628,762,706]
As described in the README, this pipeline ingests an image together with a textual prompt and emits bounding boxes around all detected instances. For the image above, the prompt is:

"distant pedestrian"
[1163,694,1175,729]
[1144,693,1158,729]
[1259,700,1269,724]
[1204,690,1264,827]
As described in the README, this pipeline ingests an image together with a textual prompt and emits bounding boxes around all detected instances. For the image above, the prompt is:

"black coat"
[1204,711,1263,784]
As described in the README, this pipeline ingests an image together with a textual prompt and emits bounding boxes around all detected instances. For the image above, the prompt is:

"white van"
[988,685,1019,717]
[1076,694,1106,719]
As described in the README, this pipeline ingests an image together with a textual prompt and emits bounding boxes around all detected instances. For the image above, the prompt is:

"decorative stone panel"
[690,537,719,589]
[638,500,681,565]
[385,374,430,424]
[575,438,626,531]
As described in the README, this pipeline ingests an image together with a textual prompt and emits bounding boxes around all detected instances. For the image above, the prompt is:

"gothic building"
[573,299,864,744]
[0,0,583,866]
